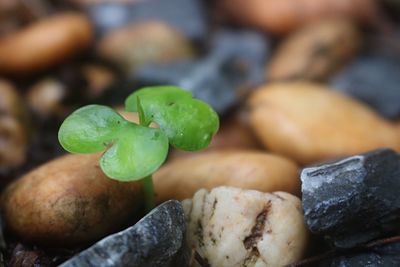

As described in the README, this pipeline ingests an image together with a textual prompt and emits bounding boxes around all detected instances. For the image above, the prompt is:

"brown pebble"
[0,13,93,75]
[267,19,361,81]
[2,153,144,247]
[248,82,400,165]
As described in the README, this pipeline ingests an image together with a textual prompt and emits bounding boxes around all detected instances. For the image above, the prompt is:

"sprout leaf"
[125,86,219,151]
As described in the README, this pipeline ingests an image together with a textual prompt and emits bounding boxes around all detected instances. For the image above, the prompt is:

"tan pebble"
[217,0,379,35]
[26,77,67,117]
[183,186,308,267]
[97,21,194,74]
[248,82,400,165]
[267,19,361,81]
[0,80,27,168]
[1,153,143,246]
[154,150,300,202]
[0,13,93,75]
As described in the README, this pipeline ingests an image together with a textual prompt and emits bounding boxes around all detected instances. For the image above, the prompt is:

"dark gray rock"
[301,149,400,248]
[59,200,190,267]
[331,55,400,119]
[89,0,208,40]
[320,242,400,267]
[134,29,269,113]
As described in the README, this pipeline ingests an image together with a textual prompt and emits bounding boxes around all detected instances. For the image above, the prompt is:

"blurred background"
[1,0,400,264]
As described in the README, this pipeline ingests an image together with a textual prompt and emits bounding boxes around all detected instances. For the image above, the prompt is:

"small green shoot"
[58,86,219,211]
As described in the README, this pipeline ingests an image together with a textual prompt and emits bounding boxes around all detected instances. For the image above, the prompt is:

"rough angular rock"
[331,55,400,119]
[136,29,269,113]
[60,200,189,267]
[248,82,400,165]
[183,186,308,267]
[301,148,400,248]
[320,241,400,266]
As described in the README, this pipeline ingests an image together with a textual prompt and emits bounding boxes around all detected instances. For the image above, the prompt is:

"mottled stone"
[331,55,400,119]
[135,29,269,113]
[320,242,400,266]
[59,200,189,267]
[183,186,308,267]
[301,149,400,248]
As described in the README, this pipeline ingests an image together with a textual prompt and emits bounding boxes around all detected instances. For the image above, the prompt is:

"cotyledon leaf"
[58,104,169,181]
[125,86,219,151]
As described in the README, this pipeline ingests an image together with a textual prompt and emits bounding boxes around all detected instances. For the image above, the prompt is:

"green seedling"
[58,86,219,211]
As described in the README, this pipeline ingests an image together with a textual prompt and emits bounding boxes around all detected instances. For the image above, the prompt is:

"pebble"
[59,200,189,267]
[0,13,93,75]
[97,21,194,74]
[2,153,143,246]
[0,79,27,168]
[301,148,400,248]
[154,150,300,202]
[267,19,360,81]
[248,82,400,165]
[182,186,308,267]
[217,0,379,35]
[331,54,400,119]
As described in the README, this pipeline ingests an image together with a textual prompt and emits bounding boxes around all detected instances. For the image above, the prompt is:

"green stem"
[137,97,156,211]
[143,175,155,212]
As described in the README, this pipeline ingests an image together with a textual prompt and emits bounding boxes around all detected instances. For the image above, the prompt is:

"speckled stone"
[59,200,189,267]
[301,148,400,248]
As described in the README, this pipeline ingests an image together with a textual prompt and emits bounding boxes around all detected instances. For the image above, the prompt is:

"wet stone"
[301,148,400,248]
[331,54,400,119]
[59,200,189,267]
[320,241,400,267]
[88,0,208,39]
[135,29,269,113]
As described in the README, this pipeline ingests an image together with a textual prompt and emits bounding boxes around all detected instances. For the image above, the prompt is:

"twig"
[194,250,210,267]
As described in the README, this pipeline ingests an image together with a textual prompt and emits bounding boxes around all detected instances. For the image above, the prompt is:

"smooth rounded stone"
[320,241,400,266]
[248,82,400,165]
[182,186,308,267]
[97,21,195,74]
[81,64,115,98]
[0,13,93,75]
[0,79,27,168]
[267,19,360,81]
[88,0,208,40]
[59,200,190,267]
[301,148,400,248]
[26,77,67,117]
[135,28,269,114]
[216,0,379,35]
[331,55,400,119]
[154,150,300,203]
[2,153,144,247]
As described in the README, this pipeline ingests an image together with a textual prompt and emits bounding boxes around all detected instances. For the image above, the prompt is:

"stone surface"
[331,54,400,119]
[135,29,269,113]
[59,200,189,267]
[2,154,143,247]
[267,19,360,81]
[97,21,194,75]
[182,186,308,267]
[88,0,208,39]
[301,148,400,248]
[320,242,400,266]
[154,150,300,202]
[0,13,93,75]
[248,82,400,165]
